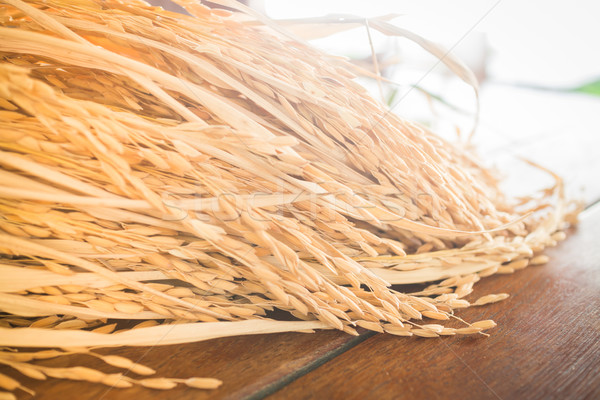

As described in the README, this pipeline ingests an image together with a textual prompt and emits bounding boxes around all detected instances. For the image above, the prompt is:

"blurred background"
[151,0,600,201]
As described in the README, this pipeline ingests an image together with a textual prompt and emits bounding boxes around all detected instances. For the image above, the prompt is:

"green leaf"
[575,79,600,96]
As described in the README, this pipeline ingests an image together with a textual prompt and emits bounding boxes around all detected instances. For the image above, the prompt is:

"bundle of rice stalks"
[0,0,578,394]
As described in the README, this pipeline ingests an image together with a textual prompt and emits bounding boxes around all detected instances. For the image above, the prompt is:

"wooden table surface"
[2,85,599,399]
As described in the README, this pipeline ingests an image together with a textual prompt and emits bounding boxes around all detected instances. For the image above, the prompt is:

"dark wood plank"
[1,327,367,400]
[271,205,600,400]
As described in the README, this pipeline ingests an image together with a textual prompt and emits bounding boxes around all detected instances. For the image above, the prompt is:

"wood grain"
[0,327,368,400]
[270,205,600,400]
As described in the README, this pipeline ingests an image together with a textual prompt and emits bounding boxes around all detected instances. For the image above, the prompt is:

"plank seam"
[244,331,377,400]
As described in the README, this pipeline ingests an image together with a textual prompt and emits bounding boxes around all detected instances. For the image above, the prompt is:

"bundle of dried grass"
[0,0,578,394]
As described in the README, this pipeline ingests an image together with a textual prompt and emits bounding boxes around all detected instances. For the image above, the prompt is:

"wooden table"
[2,85,599,399]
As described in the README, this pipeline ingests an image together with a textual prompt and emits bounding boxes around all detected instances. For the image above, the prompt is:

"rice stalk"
[0,0,579,393]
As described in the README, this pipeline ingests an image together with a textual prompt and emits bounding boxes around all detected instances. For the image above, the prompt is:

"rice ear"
[0,0,576,393]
